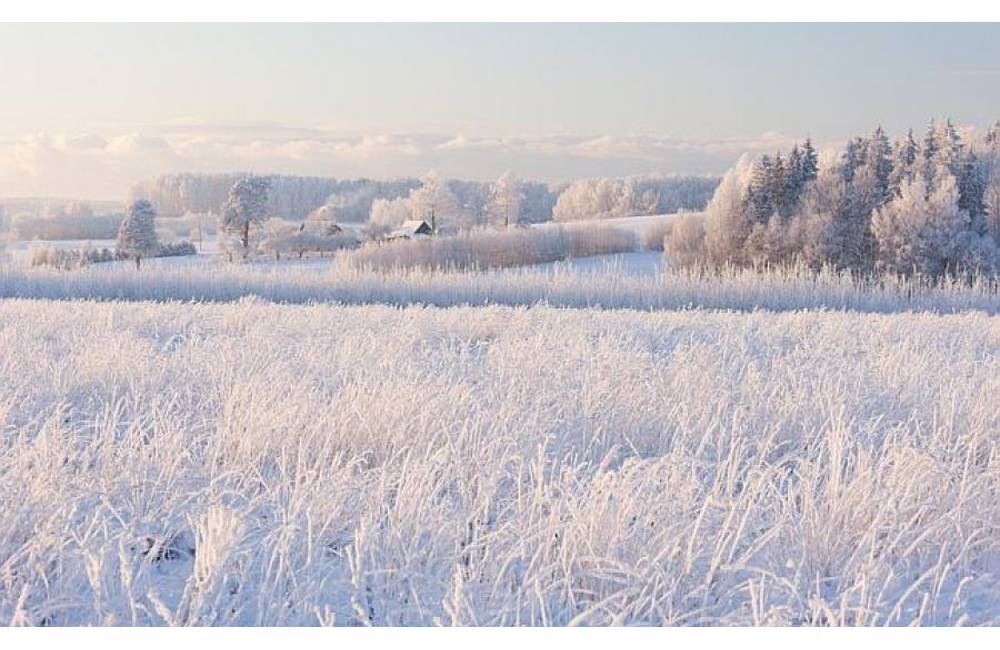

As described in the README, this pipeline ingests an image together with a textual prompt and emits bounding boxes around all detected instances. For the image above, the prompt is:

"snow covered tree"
[983,121,1000,243]
[551,177,662,221]
[258,218,300,261]
[746,154,775,222]
[867,126,893,200]
[956,148,987,230]
[801,138,819,183]
[797,158,854,269]
[368,196,414,234]
[116,199,159,269]
[663,213,706,267]
[703,155,755,265]
[486,172,524,228]
[888,129,918,197]
[871,173,994,276]
[409,171,457,233]
[841,137,867,183]
[222,176,271,255]
[690,121,1000,277]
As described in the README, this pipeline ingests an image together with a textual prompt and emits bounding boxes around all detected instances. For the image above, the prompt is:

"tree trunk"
[241,222,250,251]
[135,256,141,270]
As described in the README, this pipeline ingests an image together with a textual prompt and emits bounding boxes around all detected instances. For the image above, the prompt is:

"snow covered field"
[1,214,998,626]
[1,299,997,626]
[3,257,999,314]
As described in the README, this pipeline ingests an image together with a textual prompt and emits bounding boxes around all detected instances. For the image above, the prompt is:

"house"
[321,222,344,236]
[386,220,433,240]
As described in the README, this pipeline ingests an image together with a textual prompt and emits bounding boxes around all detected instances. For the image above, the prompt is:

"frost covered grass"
[0,298,998,626]
[1,259,999,314]
[344,224,639,271]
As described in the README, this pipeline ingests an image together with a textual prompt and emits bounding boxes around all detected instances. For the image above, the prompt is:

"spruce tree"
[889,129,918,197]
[921,119,940,187]
[801,138,819,183]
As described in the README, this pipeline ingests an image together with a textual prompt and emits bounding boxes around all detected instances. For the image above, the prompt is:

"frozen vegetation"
[126,171,716,225]
[0,299,997,626]
[343,224,639,271]
[674,120,1000,277]
[3,119,1000,627]
[1,259,998,314]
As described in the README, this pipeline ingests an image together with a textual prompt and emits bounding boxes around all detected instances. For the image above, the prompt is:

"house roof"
[386,220,433,239]
[400,220,431,233]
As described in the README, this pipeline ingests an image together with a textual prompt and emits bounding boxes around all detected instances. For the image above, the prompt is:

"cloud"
[104,134,170,156]
[0,123,800,200]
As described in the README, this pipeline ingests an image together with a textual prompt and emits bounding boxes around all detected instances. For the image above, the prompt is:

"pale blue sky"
[1,23,999,198]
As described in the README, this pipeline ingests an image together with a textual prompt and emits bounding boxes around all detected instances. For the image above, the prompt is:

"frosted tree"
[956,149,987,230]
[920,120,939,181]
[984,121,1000,243]
[368,196,414,231]
[801,138,819,182]
[888,129,918,197]
[551,177,660,222]
[487,171,524,227]
[702,155,754,265]
[746,155,775,222]
[116,199,159,269]
[786,145,806,202]
[663,213,706,268]
[689,121,1000,276]
[871,173,989,276]
[409,171,458,233]
[222,176,271,255]
[867,126,893,201]
[987,167,1000,244]
[797,156,854,269]
[63,201,94,219]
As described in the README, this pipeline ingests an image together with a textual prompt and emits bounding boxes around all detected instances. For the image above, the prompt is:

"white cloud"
[0,123,799,200]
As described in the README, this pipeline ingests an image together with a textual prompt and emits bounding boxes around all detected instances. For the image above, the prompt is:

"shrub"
[29,241,197,270]
[344,224,638,271]
[663,213,707,268]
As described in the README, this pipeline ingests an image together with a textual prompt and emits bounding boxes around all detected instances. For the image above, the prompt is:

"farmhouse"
[387,220,433,240]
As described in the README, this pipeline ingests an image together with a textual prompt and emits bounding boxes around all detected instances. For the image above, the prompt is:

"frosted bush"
[663,213,706,267]
[344,224,638,271]
[2,258,999,314]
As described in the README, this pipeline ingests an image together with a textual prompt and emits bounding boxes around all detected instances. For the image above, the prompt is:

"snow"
[1,299,998,625]
[532,251,664,276]
[2,208,998,626]
[534,211,686,238]
[2,255,997,314]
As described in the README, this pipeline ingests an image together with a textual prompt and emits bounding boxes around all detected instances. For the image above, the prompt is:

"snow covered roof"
[386,220,433,239]
[399,220,432,234]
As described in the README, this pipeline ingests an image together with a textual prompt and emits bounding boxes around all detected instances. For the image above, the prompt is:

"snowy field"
[0,213,683,270]
[1,213,999,626]
[2,257,999,314]
[0,299,998,626]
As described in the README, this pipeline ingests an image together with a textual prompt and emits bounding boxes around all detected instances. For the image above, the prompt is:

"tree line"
[130,171,719,228]
[673,119,1000,277]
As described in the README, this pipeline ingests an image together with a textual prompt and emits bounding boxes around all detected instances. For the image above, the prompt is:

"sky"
[1,23,1000,200]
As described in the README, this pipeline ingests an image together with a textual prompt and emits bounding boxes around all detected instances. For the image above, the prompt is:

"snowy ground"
[0,213,684,272]
[1,299,998,626]
[1,212,998,626]
[538,212,684,238]
[533,251,664,276]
